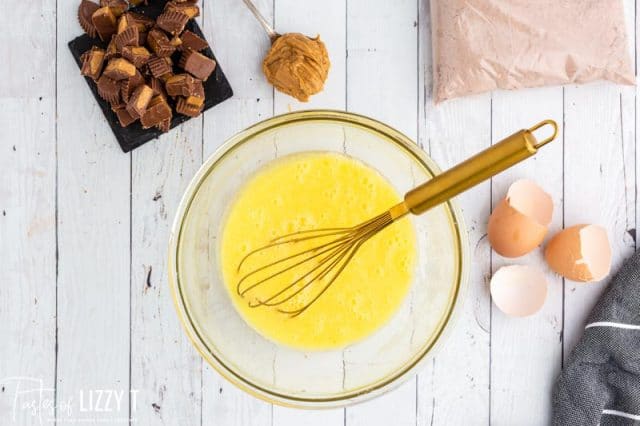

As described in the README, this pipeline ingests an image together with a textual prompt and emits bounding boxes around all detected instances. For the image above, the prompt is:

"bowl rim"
[168,109,470,408]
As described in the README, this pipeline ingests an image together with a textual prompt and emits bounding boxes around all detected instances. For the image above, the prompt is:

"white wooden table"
[1,0,637,424]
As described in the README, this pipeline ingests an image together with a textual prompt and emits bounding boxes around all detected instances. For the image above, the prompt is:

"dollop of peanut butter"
[262,33,330,102]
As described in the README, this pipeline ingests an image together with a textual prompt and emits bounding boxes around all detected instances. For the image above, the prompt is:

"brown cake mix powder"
[431,0,635,102]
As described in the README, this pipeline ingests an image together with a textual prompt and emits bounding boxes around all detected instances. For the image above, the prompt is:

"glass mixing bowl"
[168,110,469,408]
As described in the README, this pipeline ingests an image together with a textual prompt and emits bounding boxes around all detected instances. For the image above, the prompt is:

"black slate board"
[68,1,233,153]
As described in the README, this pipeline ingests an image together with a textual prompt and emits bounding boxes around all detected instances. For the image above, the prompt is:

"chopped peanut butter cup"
[122,46,151,68]
[126,84,154,118]
[148,56,173,79]
[114,26,139,51]
[80,46,106,81]
[165,1,200,19]
[141,96,172,129]
[78,0,100,38]
[103,58,137,80]
[113,105,138,127]
[179,30,208,52]
[97,75,121,104]
[100,0,128,17]
[179,49,216,81]
[147,28,175,58]
[157,10,189,35]
[91,6,117,41]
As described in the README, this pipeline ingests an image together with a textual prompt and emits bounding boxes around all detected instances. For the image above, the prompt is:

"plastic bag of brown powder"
[431,0,635,103]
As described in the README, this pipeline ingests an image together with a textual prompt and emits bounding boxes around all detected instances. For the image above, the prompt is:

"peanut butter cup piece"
[164,74,188,97]
[147,29,175,58]
[140,96,173,129]
[147,56,173,79]
[179,50,216,81]
[175,98,201,117]
[91,6,117,41]
[114,26,139,51]
[122,46,151,68]
[179,30,208,52]
[129,12,155,30]
[100,0,128,17]
[104,38,118,60]
[165,1,200,19]
[121,70,145,102]
[157,10,189,35]
[126,84,154,118]
[176,94,204,117]
[80,46,106,81]
[97,75,121,104]
[165,73,203,97]
[118,12,154,34]
[78,0,100,38]
[157,118,171,133]
[103,58,137,80]
[113,105,138,127]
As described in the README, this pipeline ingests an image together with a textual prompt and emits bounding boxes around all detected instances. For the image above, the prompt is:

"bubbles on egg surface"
[374,265,385,276]
[399,256,412,270]
[296,161,310,170]
[349,294,368,321]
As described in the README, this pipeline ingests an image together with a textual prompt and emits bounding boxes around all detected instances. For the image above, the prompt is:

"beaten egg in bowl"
[221,152,416,350]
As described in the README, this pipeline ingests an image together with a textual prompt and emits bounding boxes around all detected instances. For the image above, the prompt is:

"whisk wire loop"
[236,211,394,316]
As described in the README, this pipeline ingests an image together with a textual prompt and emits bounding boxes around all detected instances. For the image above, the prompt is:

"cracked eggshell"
[487,179,553,258]
[544,224,611,282]
[490,265,548,317]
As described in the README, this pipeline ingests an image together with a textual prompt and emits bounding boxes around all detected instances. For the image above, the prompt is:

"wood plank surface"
[0,1,57,424]
[55,0,131,423]
[490,87,564,425]
[1,0,639,424]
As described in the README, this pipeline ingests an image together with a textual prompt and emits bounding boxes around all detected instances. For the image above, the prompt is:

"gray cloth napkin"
[553,250,640,425]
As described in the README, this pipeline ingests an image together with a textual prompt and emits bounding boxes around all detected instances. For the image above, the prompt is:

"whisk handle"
[404,120,558,216]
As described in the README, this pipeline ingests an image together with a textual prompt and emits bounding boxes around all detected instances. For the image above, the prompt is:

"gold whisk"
[237,120,558,317]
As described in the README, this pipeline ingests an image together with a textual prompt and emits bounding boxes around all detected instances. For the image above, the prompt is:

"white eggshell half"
[490,265,548,317]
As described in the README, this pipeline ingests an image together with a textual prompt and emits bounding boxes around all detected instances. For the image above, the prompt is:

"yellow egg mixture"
[221,152,416,350]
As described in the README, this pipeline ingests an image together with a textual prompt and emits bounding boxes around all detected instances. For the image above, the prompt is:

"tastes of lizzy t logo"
[0,377,139,424]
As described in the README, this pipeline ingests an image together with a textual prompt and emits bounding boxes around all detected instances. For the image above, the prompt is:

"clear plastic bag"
[431,0,635,103]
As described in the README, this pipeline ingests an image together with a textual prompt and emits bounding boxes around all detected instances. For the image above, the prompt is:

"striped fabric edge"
[602,409,640,421]
[585,321,640,330]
